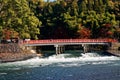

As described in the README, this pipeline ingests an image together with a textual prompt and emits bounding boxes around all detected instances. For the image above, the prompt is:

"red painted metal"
[22,39,118,44]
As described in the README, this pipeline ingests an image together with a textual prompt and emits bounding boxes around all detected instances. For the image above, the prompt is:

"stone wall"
[0,43,37,62]
[0,43,23,53]
[110,42,120,50]
[107,42,120,56]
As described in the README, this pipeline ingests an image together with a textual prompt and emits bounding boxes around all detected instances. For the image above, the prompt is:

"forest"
[0,0,120,40]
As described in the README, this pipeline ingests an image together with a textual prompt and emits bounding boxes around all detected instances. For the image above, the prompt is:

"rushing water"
[0,51,120,80]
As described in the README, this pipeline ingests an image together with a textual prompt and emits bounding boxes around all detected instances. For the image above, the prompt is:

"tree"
[28,0,45,16]
[2,28,19,39]
[111,1,120,27]
[76,24,91,39]
[79,0,87,12]
[87,0,93,11]
[98,23,115,38]
[0,0,41,39]
[93,0,100,13]
[0,26,3,39]
[33,0,118,39]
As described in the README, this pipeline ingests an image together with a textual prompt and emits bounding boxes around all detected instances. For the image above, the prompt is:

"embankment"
[0,53,36,63]
[0,43,37,63]
[107,42,120,57]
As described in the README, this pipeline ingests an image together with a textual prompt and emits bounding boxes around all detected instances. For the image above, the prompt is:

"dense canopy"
[0,0,120,40]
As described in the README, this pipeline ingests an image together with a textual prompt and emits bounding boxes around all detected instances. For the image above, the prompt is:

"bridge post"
[63,45,65,53]
[54,45,65,54]
[58,45,61,54]
[82,44,89,54]
[54,45,60,54]
[59,45,65,53]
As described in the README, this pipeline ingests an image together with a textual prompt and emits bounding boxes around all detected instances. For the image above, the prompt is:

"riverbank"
[107,50,120,57]
[0,43,37,63]
[106,42,120,57]
[0,53,37,63]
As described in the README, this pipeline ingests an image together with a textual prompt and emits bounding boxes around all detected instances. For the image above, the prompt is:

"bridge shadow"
[101,51,118,56]
[104,50,120,57]
[40,51,55,58]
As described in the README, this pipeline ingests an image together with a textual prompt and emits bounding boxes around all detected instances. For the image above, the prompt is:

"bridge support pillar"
[54,45,60,54]
[82,44,89,54]
[54,45,65,54]
[60,45,65,53]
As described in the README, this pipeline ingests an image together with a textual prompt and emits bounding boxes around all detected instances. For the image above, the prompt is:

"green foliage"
[36,0,118,39]
[0,0,119,39]
[0,26,2,39]
[0,0,41,39]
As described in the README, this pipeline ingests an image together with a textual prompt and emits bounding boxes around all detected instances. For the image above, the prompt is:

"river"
[0,50,120,80]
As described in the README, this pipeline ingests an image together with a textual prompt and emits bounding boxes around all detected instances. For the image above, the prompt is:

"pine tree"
[87,0,93,11]
[79,0,87,12]
[0,0,41,39]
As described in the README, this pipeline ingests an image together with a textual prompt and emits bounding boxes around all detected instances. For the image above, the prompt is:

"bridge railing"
[22,39,118,44]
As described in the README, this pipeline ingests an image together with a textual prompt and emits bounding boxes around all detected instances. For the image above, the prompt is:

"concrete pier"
[82,44,89,54]
[54,45,65,54]
[54,44,90,54]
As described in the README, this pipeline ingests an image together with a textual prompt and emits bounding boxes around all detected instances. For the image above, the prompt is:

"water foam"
[0,52,119,68]
[0,73,7,75]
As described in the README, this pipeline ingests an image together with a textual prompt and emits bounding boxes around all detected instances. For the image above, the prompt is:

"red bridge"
[23,39,117,46]
[22,39,117,54]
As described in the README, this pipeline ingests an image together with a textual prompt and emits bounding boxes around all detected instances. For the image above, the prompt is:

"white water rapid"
[0,52,119,69]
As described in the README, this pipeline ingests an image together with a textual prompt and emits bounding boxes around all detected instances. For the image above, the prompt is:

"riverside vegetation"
[0,0,120,39]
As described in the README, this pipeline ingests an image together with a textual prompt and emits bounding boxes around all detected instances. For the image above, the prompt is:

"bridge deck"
[23,39,117,46]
